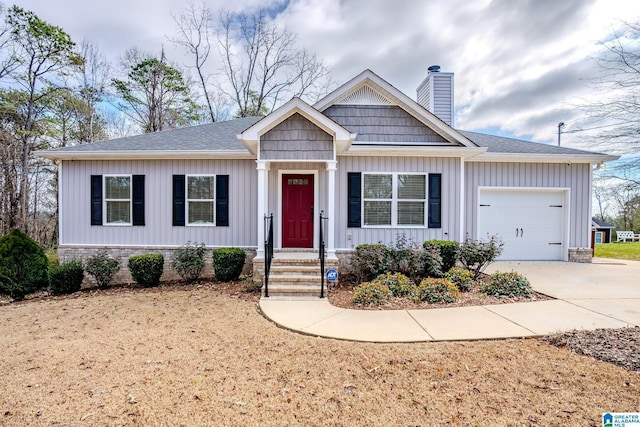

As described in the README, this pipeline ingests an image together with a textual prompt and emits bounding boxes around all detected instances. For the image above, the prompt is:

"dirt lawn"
[1,283,638,426]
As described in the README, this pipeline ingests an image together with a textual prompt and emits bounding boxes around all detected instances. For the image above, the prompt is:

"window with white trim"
[187,175,215,225]
[363,173,426,226]
[104,175,131,225]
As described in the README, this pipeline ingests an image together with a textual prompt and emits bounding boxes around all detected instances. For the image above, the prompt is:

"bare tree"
[583,21,640,174]
[74,40,110,143]
[609,181,640,231]
[217,9,331,117]
[170,1,216,122]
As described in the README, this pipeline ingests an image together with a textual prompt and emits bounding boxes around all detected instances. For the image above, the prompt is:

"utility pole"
[557,122,565,146]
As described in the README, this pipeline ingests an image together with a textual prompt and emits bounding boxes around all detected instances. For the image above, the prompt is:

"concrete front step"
[264,284,324,297]
[262,253,336,297]
[269,265,321,275]
[270,258,322,265]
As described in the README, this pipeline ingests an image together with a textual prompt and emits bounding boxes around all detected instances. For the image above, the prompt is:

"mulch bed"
[328,273,553,310]
[544,327,640,372]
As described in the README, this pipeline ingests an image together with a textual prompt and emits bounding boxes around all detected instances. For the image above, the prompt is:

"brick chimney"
[416,65,454,127]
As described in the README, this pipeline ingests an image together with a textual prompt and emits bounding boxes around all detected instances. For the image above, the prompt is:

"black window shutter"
[347,172,361,228]
[216,175,229,227]
[90,175,103,225]
[173,175,185,226]
[428,173,442,228]
[132,175,145,226]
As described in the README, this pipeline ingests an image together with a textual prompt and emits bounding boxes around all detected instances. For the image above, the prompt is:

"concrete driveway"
[487,258,640,327]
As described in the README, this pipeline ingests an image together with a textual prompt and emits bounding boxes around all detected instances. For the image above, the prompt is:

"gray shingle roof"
[40,115,608,158]
[44,116,263,153]
[592,217,615,228]
[458,130,605,156]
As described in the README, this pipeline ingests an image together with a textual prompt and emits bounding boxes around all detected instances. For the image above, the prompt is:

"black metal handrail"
[264,213,274,297]
[319,210,328,298]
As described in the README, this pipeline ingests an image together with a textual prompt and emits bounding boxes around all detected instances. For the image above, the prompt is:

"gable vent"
[335,85,393,106]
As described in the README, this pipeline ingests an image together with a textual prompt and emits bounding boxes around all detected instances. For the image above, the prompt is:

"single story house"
[592,217,615,244]
[39,68,618,292]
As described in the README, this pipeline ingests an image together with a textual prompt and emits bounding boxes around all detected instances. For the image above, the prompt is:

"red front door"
[282,174,314,248]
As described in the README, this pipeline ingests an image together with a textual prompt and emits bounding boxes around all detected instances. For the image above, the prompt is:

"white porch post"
[326,161,337,258]
[256,160,269,258]
[459,157,465,242]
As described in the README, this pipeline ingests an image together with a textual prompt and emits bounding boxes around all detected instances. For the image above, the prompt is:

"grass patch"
[594,242,640,261]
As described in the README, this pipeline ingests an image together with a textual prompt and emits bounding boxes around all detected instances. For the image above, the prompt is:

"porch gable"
[260,113,333,161]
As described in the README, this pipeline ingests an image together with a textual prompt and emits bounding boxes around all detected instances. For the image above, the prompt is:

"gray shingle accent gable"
[260,113,333,160]
[324,105,449,143]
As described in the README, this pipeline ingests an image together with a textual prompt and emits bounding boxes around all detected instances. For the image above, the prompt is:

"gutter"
[466,152,620,164]
[35,149,256,161]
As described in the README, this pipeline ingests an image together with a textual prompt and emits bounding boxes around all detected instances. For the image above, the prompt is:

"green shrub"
[375,272,414,297]
[483,271,532,297]
[172,242,206,282]
[420,243,444,278]
[387,235,443,280]
[425,240,459,272]
[45,248,60,267]
[128,254,164,287]
[85,251,120,289]
[459,236,503,279]
[351,244,392,281]
[353,280,392,306]
[412,278,459,303]
[445,266,474,292]
[212,247,246,282]
[0,273,16,297]
[49,260,84,295]
[0,229,49,300]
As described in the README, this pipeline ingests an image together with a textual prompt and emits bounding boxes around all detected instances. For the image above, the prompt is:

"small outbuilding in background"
[592,217,615,244]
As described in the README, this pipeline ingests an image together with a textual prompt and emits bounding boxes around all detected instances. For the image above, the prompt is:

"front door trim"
[277,169,319,249]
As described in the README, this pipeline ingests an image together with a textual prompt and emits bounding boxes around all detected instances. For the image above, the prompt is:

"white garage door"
[478,189,567,260]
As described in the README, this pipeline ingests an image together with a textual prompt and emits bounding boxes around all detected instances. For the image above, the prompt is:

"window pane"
[398,175,425,199]
[398,201,425,225]
[106,201,130,224]
[188,176,215,200]
[105,176,130,199]
[364,201,391,225]
[364,174,392,199]
[188,201,214,224]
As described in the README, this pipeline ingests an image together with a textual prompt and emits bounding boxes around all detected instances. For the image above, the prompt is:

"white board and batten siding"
[60,159,258,247]
[334,156,461,249]
[466,162,591,260]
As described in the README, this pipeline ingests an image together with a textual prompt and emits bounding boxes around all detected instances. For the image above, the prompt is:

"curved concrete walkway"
[259,259,640,342]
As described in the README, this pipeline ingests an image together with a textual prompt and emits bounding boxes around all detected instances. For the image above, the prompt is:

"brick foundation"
[568,248,592,263]
[58,246,257,287]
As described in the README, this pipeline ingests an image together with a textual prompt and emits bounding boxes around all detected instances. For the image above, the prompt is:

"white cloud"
[14,0,640,150]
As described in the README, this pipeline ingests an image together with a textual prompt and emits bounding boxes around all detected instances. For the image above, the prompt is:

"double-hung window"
[172,174,228,227]
[363,173,426,226]
[104,175,131,225]
[187,175,215,225]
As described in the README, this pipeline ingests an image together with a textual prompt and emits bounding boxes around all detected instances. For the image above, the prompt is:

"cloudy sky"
[17,0,640,151]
